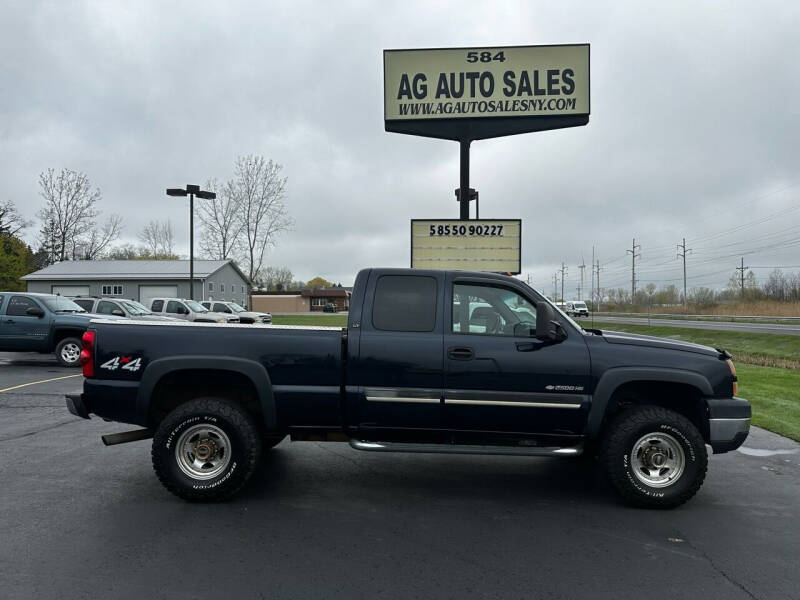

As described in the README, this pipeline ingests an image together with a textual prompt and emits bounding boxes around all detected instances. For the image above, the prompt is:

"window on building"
[311,298,328,307]
[7,296,39,316]
[372,275,437,332]
[101,284,123,296]
[208,282,214,292]
[221,283,225,293]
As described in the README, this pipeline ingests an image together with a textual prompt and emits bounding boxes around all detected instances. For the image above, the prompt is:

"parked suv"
[200,301,272,324]
[71,297,180,322]
[148,298,239,323]
[0,292,123,367]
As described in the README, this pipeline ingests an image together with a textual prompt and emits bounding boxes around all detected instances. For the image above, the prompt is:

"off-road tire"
[55,337,82,368]
[152,397,262,502]
[601,405,707,509]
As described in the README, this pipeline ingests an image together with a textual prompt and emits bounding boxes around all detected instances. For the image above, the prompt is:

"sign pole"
[459,139,470,220]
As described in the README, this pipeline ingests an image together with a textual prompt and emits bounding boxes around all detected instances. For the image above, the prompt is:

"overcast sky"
[3,1,799,296]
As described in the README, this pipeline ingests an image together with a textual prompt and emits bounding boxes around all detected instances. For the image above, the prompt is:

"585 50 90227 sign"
[411,219,521,274]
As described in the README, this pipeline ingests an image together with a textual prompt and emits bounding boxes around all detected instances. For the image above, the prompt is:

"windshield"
[41,296,86,313]
[185,300,208,312]
[120,300,152,316]
[573,302,587,309]
[229,303,246,312]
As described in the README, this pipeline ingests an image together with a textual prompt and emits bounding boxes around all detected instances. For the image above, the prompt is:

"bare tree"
[0,199,31,236]
[256,265,294,290]
[138,220,175,256]
[76,214,123,259]
[36,168,121,261]
[197,178,244,260]
[229,155,293,282]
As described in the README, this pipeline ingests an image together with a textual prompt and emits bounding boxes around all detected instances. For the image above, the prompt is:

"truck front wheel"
[55,337,82,367]
[601,406,707,509]
[152,397,262,502]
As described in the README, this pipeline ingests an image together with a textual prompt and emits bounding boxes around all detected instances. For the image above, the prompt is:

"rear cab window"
[372,275,437,332]
[150,300,164,312]
[73,299,95,312]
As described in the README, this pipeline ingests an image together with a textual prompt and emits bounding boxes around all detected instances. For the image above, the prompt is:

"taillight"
[80,331,95,377]
[726,359,738,396]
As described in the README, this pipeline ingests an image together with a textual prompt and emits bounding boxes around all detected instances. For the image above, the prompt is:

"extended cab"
[0,292,121,366]
[66,268,751,508]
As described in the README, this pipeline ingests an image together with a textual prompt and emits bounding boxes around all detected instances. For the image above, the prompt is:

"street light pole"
[167,184,216,300]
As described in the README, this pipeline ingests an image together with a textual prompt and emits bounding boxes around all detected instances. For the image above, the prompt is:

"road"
[1,351,799,599]
[582,315,800,335]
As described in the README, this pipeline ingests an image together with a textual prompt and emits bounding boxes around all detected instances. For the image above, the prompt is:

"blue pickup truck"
[66,268,751,508]
[0,292,120,367]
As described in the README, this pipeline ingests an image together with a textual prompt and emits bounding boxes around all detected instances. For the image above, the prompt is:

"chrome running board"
[348,439,583,457]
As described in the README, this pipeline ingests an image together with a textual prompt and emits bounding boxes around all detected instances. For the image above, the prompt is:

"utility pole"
[590,245,595,311]
[559,262,568,302]
[553,272,558,300]
[578,257,586,300]
[595,259,602,312]
[735,257,749,300]
[626,238,641,304]
[677,237,691,312]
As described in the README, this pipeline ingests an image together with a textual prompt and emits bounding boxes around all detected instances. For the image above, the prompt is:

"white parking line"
[0,374,82,394]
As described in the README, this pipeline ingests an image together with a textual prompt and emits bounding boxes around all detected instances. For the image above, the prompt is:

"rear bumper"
[707,397,751,453]
[65,378,142,426]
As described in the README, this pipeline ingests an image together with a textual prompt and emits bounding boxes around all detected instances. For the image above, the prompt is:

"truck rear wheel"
[55,337,82,367]
[151,397,262,502]
[601,405,707,509]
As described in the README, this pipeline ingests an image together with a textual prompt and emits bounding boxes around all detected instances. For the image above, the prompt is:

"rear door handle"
[448,347,474,360]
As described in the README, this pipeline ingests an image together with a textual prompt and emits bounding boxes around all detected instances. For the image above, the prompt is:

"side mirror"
[535,302,566,343]
[111,309,125,317]
[26,307,45,318]
[513,322,535,337]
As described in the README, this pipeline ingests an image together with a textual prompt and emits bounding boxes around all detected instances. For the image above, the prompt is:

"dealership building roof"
[21,260,239,281]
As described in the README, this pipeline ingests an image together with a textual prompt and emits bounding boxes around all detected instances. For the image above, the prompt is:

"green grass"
[736,364,800,441]
[271,314,348,327]
[578,320,800,368]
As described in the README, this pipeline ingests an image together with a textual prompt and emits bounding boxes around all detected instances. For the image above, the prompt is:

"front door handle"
[448,346,474,360]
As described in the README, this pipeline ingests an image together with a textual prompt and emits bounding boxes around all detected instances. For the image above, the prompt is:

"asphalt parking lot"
[1,351,798,600]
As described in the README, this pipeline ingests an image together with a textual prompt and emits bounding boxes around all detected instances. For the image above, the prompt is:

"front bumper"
[707,397,751,453]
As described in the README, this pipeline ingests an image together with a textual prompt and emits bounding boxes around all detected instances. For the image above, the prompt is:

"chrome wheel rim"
[631,432,685,488]
[175,424,232,480]
[61,343,80,364]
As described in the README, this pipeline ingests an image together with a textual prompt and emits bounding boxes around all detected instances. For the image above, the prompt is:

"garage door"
[52,285,90,297]
[138,285,178,308]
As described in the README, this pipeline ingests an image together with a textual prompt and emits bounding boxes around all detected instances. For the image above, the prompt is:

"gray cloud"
[2,0,798,294]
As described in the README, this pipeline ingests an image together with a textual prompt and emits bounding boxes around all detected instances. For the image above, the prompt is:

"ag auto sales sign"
[384,44,589,122]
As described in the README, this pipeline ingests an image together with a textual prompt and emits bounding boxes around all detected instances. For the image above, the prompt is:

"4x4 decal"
[100,356,142,372]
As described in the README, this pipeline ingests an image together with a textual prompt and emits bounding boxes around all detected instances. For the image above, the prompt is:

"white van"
[565,300,589,318]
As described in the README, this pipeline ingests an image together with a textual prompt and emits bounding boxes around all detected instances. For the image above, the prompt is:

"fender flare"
[136,356,276,431]
[586,367,713,438]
